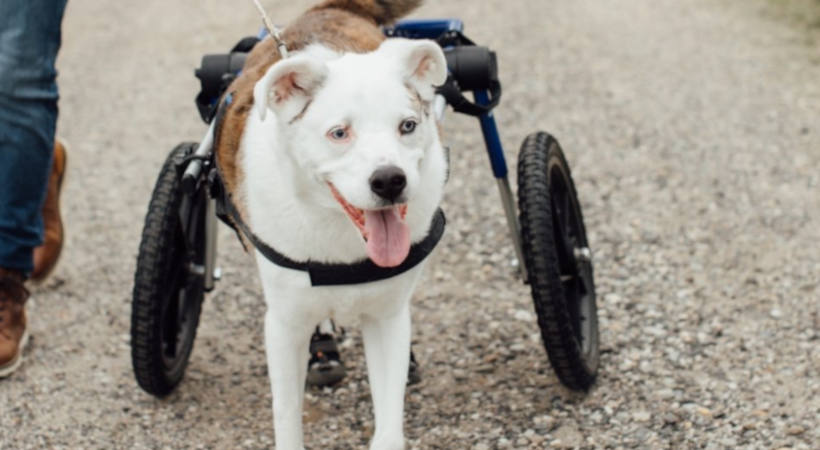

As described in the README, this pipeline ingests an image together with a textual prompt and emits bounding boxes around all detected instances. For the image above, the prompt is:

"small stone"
[529,434,545,445]
[697,407,713,418]
[663,413,680,425]
[770,308,783,319]
[514,309,533,321]
[719,437,737,447]
[657,388,676,400]
[510,343,527,352]
[533,414,556,430]
[786,425,805,435]
[552,424,583,447]
[482,352,500,363]
[619,359,635,371]
[633,410,651,422]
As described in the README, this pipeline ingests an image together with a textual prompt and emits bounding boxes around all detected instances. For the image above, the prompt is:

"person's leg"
[0,0,68,275]
[0,0,68,377]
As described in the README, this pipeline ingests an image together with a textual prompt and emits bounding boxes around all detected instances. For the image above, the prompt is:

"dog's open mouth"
[328,184,410,268]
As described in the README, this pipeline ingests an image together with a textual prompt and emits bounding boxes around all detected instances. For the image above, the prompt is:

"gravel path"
[2,0,818,448]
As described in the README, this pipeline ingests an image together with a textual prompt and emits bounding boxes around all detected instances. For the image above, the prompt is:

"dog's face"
[254,39,447,267]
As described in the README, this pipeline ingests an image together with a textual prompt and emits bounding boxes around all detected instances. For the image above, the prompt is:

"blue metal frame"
[474,90,508,179]
[386,19,464,39]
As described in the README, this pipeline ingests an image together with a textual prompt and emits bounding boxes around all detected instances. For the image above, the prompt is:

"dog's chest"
[260,261,425,323]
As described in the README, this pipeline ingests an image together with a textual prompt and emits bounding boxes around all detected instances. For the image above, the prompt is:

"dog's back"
[215,0,423,205]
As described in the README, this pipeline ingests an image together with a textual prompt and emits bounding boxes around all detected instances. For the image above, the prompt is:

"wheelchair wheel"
[517,132,599,391]
[131,142,206,397]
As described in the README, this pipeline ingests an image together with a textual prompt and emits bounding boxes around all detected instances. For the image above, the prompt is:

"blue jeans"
[0,0,68,274]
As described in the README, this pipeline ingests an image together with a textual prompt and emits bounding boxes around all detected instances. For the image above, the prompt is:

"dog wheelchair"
[131,19,599,397]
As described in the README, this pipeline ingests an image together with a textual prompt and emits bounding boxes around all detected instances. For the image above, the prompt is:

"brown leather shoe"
[0,268,29,378]
[31,140,67,282]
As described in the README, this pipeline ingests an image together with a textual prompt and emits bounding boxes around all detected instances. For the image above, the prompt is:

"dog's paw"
[369,434,405,450]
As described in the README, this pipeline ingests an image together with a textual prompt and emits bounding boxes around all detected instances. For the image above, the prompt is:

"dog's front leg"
[265,309,310,450]
[362,302,411,450]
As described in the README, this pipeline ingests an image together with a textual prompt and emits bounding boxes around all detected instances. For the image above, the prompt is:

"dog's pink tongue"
[364,207,410,267]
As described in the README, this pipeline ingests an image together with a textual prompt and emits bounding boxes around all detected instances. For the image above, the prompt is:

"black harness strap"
[210,94,446,286]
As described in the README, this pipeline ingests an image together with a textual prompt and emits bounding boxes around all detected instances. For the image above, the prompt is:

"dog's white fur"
[239,39,447,449]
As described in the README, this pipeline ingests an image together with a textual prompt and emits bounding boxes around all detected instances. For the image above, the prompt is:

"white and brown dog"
[213,1,447,448]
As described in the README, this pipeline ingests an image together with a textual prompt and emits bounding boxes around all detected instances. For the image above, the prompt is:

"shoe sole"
[0,328,29,378]
[306,361,346,388]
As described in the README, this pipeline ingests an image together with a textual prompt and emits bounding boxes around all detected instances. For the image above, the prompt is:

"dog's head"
[253,38,447,268]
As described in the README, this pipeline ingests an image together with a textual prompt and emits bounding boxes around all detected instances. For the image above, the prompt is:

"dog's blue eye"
[328,127,348,141]
[399,119,417,135]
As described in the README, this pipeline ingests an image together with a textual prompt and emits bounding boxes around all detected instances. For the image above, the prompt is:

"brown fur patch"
[312,0,422,25]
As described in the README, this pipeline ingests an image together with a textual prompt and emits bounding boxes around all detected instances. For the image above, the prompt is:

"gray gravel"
[2,0,818,448]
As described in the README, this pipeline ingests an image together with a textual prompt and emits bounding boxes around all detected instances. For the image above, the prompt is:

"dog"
[212,1,448,448]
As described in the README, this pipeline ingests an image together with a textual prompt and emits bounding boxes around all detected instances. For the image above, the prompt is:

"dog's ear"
[253,56,328,121]
[384,39,448,101]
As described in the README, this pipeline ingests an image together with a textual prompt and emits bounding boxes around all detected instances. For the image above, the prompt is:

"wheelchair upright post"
[184,123,220,292]
[474,90,527,281]
[204,197,219,291]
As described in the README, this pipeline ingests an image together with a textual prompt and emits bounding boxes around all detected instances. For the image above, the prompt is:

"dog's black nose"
[370,166,406,202]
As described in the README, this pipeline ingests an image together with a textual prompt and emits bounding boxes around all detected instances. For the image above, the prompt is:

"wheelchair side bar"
[204,197,218,291]
[182,121,215,194]
[183,123,220,291]
[474,90,507,178]
[385,19,464,39]
[474,90,528,280]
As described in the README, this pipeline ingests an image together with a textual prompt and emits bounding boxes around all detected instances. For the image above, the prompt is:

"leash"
[251,0,289,58]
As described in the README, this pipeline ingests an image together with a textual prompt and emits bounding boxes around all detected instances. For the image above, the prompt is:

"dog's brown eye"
[399,119,417,135]
[327,126,348,141]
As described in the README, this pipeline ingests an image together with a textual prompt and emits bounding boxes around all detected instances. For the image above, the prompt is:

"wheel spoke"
[161,227,187,362]
[551,196,572,256]
[163,294,179,359]
[560,189,572,237]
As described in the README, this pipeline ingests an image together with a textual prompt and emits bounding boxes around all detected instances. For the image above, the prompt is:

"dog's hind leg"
[361,302,412,450]
[265,309,311,450]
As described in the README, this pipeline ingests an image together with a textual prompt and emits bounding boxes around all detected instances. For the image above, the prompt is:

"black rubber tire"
[517,132,599,391]
[131,143,206,397]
